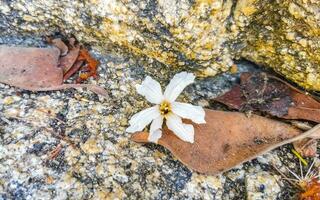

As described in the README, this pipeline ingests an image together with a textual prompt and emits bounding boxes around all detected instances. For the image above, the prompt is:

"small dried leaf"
[293,138,317,157]
[286,107,320,123]
[214,72,320,123]
[51,38,69,56]
[0,46,107,96]
[300,178,320,200]
[0,46,62,89]
[131,109,318,175]
[240,72,293,117]
[215,85,244,110]
[75,48,99,83]
[63,60,84,81]
[291,92,320,109]
[59,44,80,73]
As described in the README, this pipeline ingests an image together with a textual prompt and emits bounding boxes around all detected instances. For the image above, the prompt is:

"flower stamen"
[159,101,171,116]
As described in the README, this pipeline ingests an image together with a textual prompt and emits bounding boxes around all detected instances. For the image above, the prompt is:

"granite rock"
[245,171,281,200]
[0,0,319,90]
[0,36,316,199]
[1,0,320,199]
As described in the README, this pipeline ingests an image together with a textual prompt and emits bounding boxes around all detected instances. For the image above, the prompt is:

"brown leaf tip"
[130,132,149,143]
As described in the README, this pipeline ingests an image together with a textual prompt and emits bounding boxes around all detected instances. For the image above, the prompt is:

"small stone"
[197,99,209,107]
[245,171,281,200]
[120,118,128,126]
[3,96,14,105]
[46,176,54,184]
[299,39,308,47]
[4,108,20,117]
[106,115,115,123]
[230,64,238,74]
[286,32,295,41]
[80,138,103,154]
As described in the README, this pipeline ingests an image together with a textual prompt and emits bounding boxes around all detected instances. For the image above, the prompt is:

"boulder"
[0,0,319,90]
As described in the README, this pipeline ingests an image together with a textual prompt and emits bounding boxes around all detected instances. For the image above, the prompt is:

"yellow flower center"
[159,101,171,116]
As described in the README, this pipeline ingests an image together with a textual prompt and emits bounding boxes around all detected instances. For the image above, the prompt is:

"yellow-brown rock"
[0,0,319,90]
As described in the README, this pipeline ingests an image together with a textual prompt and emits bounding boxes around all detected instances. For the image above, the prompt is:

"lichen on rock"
[238,0,320,90]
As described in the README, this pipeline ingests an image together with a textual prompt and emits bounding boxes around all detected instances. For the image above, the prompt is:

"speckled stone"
[245,171,281,200]
[0,36,318,200]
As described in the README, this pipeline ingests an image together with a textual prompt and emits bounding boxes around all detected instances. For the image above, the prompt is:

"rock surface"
[0,0,319,90]
[0,36,317,199]
[245,171,281,200]
[1,0,320,199]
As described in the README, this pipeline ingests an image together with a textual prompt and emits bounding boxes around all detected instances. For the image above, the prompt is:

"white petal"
[171,102,206,124]
[126,106,160,133]
[136,76,164,104]
[164,72,195,102]
[148,115,164,143]
[166,114,194,143]
[148,129,162,143]
[150,115,164,133]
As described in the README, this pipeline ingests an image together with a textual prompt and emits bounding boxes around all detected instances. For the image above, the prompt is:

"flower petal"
[148,129,162,143]
[126,106,160,133]
[164,72,195,102]
[148,115,164,143]
[136,76,164,104]
[166,114,194,143]
[150,115,164,133]
[171,102,206,124]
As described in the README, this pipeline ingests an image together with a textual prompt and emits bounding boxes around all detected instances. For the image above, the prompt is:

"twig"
[49,143,63,160]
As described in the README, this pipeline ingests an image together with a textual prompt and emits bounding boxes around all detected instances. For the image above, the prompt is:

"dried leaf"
[214,72,320,123]
[51,38,69,56]
[293,138,317,157]
[75,48,99,83]
[58,43,80,73]
[214,72,320,158]
[284,91,320,123]
[241,72,293,117]
[0,46,62,89]
[215,85,244,110]
[131,109,320,175]
[0,46,107,96]
[286,107,320,123]
[63,60,83,81]
[290,121,320,157]
[300,178,320,200]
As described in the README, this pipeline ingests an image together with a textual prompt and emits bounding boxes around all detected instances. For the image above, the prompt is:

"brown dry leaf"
[59,43,80,74]
[214,72,320,122]
[215,85,244,110]
[291,121,319,157]
[0,46,107,96]
[293,138,318,157]
[51,38,69,56]
[63,60,84,81]
[131,109,320,175]
[75,48,99,83]
[214,72,320,158]
[0,46,63,89]
[285,91,320,122]
[214,72,320,157]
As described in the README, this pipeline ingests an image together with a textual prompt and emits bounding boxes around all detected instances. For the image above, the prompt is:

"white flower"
[126,72,206,143]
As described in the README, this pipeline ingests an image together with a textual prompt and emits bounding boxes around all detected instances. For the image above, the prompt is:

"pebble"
[245,171,281,200]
